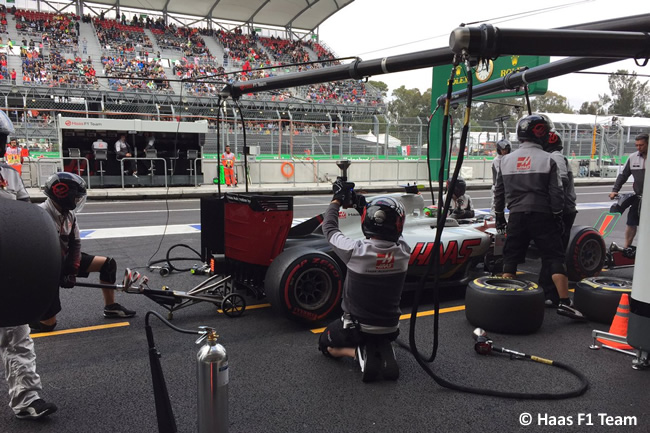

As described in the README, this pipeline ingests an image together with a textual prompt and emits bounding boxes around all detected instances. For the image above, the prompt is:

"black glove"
[352,193,367,212]
[553,211,564,235]
[495,212,507,233]
[60,274,76,288]
[452,207,464,218]
[332,178,347,203]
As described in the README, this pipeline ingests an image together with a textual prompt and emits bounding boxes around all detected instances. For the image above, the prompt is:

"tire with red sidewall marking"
[466,277,544,334]
[565,226,606,282]
[265,248,343,323]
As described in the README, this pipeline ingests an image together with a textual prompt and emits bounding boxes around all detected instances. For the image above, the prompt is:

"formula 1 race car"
[198,184,607,325]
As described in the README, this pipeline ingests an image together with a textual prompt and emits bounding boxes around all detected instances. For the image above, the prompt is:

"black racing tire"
[574,277,632,324]
[265,248,343,324]
[465,277,544,334]
[565,226,606,282]
[0,201,61,327]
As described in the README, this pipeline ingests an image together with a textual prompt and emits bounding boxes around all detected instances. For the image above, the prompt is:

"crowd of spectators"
[0,7,7,34]
[94,18,153,56]
[22,49,98,88]
[259,37,310,65]
[304,81,381,106]
[15,10,79,52]
[152,24,211,58]
[102,55,171,93]
[1,6,384,105]
[209,28,271,68]
[308,42,339,67]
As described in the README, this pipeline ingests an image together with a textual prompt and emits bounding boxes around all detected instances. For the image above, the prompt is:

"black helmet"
[44,172,87,211]
[545,130,563,152]
[496,139,511,155]
[516,114,554,145]
[446,177,467,197]
[361,196,405,243]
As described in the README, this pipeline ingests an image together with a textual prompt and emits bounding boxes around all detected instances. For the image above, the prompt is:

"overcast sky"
[319,0,650,110]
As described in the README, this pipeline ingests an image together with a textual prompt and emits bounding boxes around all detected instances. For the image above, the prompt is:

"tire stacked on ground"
[574,276,633,324]
[466,277,545,334]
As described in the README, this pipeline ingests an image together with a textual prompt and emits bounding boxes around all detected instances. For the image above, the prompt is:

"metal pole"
[223,14,650,99]
[327,113,332,158]
[627,160,650,368]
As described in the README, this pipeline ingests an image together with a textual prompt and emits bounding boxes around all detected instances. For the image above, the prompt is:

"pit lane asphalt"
[2,183,648,433]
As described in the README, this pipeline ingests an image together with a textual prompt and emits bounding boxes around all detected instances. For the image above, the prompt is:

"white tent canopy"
[357,130,402,147]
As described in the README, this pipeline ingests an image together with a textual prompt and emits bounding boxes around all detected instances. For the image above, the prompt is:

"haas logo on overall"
[516,156,531,171]
[376,252,395,270]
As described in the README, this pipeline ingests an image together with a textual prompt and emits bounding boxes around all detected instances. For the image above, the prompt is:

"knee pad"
[100,258,117,284]
[550,261,567,276]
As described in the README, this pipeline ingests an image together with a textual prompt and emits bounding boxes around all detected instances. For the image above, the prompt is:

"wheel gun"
[336,160,356,209]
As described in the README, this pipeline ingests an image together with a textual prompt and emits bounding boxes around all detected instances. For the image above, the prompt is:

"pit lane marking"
[310,305,466,334]
[30,322,130,338]
[216,303,270,314]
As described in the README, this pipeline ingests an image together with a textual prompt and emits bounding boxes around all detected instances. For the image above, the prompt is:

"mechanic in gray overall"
[0,110,58,420]
[609,132,647,248]
[494,114,585,321]
[490,139,511,215]
[318,181,411,382]
[538,130,577,306]
[31,173,135,333]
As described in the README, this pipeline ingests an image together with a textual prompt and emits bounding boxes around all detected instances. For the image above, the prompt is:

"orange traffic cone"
[597,294,633,350]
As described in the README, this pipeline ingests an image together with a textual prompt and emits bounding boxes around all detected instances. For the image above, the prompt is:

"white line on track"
[81,201,615,240]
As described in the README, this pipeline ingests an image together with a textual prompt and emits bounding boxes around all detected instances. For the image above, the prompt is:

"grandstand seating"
[151,24,211,58]
[21,49,98,88]
[94,18,153,56]
[101,55,170,93]
[16,10,79,53]
[6,7,384,105]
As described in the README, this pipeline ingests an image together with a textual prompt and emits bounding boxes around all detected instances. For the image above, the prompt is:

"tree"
[472,97,523,123]
[368,80,388,97]
[607,70,650,116]
[531,91,574,113]
[578,96,609,115]
[388,86,431,119]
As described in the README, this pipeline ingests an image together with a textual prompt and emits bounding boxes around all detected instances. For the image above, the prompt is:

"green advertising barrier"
[429,55,550,181]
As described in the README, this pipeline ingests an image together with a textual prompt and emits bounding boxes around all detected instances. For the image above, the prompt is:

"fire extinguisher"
[196,326,229,433]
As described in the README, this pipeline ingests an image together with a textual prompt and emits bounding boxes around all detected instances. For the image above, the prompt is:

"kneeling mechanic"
[318,179,411,381]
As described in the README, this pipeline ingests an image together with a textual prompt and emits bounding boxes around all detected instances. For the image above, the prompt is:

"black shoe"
[557,303,587,321]
[29,321,57,333]
[358,343,381,383]
[15,399,57,420]
[104,303,136,318]
[378,342,399,381]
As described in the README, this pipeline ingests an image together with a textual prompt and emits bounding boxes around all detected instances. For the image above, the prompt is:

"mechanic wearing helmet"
[442,177,474,219]
[539,130,578,306]
[318,180,411,382]
[608,132,647,248]
[490,139,511,215]
[494,114,585,321]
[0,111,58,420]
[492,138,511,185]
[31,173,135,333]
